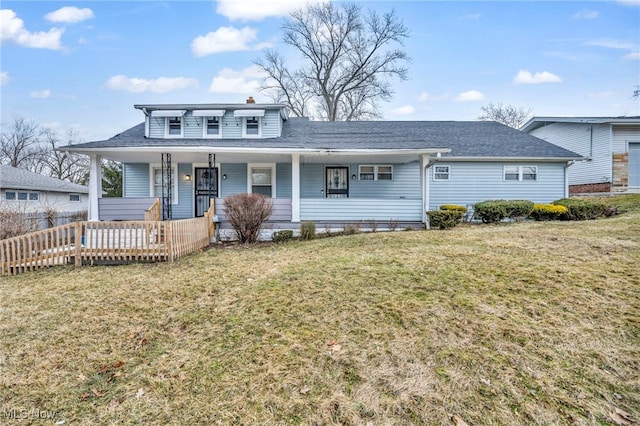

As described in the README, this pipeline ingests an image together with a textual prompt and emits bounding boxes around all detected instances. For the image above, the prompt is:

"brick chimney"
[246,96,256,104]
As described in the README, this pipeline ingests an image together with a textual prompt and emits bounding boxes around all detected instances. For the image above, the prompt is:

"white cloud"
[572,10,599,19]
[208,65,266,94]
[455,90,485,102]
[191,26,258,57]
[513,70,562,84]
[586,38,635,50]
[30,89,51,98]
[416,91,449,102]
[588,91,614,99]
[0,71,8,85]
[45,7,94,23]
[461,13,481,20]
[624,52,640,60]
[216,0,303,21]
[0,9,64,50]
[392,105,415,115]
[106,75,198,93]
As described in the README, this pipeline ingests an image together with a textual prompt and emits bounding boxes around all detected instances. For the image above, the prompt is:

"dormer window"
[206,117,220,136]
[245,116,260,137]
[166,116,183,137]
[234,109,265,138]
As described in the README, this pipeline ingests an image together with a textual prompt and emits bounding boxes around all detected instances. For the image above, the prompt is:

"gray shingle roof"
[0,165,88,193]
[66,118,583,160]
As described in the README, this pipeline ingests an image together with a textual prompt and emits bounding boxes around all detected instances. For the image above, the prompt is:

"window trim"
[165,116,183,138]
[69,193,81,202]
[202,116,222,138]
[358,165,393,181]
[5,191,16,200]
[149,165,179,204]
[6,191,39,201]
[247,163,276,198]
[242,116,262,138]
[433,165,450,181]
[503,165,538,182]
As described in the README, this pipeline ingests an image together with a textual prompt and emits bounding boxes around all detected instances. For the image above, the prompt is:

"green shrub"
[504,200,534,220]
[474,200,508,223]
[552,198,609,221]
[428,210,464,230]
[440,204,467,213]
[530,203,568,221]
[300,221,316,240]
[272,230,293,243]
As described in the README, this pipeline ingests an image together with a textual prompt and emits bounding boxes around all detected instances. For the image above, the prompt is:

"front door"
[629,143,640,188]
[325,166,349,198]
[194,167,218,217]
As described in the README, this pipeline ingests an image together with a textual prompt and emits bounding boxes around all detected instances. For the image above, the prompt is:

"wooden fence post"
[75,222,82,267]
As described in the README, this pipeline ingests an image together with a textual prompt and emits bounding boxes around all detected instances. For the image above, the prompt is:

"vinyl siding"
[429,162,566,210]
[123,163,150,197]
[530,123,611,185]
[612,125,640,153]
[173,163,192,219]
[99,197,155,220]
[276,163,292,198]
[300,199,422,221]
[220,164,247,197]
[300,162,420,199]
[147,109,283,139]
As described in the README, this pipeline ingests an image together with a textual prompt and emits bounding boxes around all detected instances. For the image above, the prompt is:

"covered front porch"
[84,147,450,234]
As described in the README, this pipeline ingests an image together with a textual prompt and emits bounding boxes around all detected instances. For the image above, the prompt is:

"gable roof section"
[0,165,88,193]
[521,116,640,133]
[63,118,582,161]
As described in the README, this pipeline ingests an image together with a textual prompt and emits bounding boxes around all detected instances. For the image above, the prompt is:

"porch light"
[185,174,191,181]
[222,174,227,180]
[352,174,357,180]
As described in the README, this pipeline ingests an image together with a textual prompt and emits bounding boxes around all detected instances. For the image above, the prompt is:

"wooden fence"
[0,200,216,276]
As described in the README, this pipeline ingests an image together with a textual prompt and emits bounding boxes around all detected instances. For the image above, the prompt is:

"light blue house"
[521,116,640,194]
[64,100,583,232]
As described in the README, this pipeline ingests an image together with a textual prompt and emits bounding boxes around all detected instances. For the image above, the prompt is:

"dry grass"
[1,195,639,425]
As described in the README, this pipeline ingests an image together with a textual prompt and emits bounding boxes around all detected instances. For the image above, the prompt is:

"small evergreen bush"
[505,200,534,220]
[474,200,508,223]
[300,221,316,240]
[428,210,464,230]
[552,198,609,221]
[272,230,293,243]
[530,204,568,221]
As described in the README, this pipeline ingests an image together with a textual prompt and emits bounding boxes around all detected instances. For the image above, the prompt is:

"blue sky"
[1,1,639,141]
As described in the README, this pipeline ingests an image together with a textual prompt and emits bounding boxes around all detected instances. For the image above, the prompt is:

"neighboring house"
[521,116,640,194]
[61,99,583,232]
[0,165,88,213]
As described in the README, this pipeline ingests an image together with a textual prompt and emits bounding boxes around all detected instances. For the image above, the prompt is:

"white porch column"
[422,154,430,227]
[88,154,103,221]
[291,154,301,222]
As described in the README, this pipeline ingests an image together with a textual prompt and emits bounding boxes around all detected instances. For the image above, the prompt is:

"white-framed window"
[358,165,393,181]
[165,116,183,137]
[7,191,39,201]
[204,116,221,137]
[248,164,275,197]
[504,165,538,182]
[433,165,450,181]
[150,166,178,204]
[243,116,261,137]
[69,193,81,202]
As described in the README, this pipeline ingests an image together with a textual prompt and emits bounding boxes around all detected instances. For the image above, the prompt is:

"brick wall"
[569,182,612,194]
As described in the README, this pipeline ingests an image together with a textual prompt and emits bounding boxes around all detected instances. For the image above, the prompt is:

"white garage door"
[630,143,640,188]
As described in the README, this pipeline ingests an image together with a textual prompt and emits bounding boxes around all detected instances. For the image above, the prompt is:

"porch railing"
[144,198,161,221]
[1,201,216,275]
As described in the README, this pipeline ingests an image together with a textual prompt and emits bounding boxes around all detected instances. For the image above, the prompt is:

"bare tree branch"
[478,102,534,129]
[255,2,409,121]
[0,117,43,168]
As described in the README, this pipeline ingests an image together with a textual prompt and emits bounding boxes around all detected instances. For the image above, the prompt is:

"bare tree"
[478,102,534,129]
[255,2,410,121]
[0,116,43,168]
[39,128,89,185]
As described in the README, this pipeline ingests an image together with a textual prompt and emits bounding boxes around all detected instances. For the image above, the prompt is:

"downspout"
[565,160,575,198]
[142,108,150,138]
[589,125,593,158]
